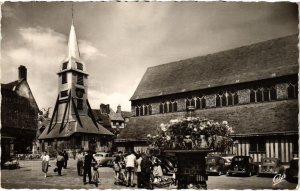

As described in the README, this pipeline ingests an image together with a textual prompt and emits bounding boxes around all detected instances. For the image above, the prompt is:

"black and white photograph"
[1,2,299,189]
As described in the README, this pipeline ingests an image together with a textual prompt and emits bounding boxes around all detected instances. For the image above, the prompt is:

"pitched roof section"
[67,22,80,60]
[117,100,298,141]
[131,34,298,100]
[38,115,113,139]
[1,80,21,91]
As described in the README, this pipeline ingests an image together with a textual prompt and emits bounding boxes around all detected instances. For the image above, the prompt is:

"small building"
[1,65,39,161]
[116,34,298,163]
[38,22,113,153]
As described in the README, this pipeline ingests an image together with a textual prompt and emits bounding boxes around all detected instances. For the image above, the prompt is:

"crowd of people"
[41,149,172,189]
[112,150,170,189]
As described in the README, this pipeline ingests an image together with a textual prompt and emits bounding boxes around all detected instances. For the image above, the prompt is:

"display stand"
[165,150,213,189]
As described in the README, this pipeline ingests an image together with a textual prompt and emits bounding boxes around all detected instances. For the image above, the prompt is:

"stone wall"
[276,83,289,100]
[237,89,250,104]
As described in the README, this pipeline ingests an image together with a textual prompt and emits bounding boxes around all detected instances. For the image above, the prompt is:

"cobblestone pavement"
[1,159,298,189]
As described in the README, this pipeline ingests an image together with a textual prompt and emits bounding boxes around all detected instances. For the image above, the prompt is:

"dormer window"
[76,62,83,70]
[62,62,68,70]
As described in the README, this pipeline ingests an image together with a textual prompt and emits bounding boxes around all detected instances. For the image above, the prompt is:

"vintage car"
[3,158,20,169]
[206,156,226,176]
[258,158,284,176]
[285,158,299,183]
[93,152,115,167]
[227,156,258,177]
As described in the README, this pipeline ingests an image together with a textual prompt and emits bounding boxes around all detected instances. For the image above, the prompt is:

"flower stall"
[147,117,234,189]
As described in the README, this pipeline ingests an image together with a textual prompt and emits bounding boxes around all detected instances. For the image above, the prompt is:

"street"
[1,159,298,189]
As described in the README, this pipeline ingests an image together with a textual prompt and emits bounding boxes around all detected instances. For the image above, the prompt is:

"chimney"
[100,104,110,114]
[18,65,27,81]
[116,105,121,114]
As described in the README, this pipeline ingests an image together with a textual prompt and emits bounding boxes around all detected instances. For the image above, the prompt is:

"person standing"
[63,150,69,169]
[136,154,143,188]
[141,154,153,189]
[83,150,96,184]
[113,151,122,185]
[76,151,84,176]
[56,152,64,176]
[41,151,50,178]
[125,150,137,187]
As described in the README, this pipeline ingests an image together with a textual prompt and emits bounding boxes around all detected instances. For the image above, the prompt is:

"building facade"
[116,34,298,163]
[1,65,39,162]
[38,22,113,153]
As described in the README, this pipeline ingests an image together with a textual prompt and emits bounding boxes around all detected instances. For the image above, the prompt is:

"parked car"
[227,156,258,177]
[285,158,298,183]
[93,152,115,167]
[222,155,235,172]
[206,156,226,176]
[3,158,20,169]
[258,158,284,176]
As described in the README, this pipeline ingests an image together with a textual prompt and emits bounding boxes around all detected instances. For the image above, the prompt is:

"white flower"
[147,134,151,138]
[199,125,205,130]
[166,135,171,141]
[187,117,192,121]
[185,135,190,139]
[222,121,228,126]
[193,128,198,132]
[207,121,211,126]
[160,123,167,132]
[170,119,179,124]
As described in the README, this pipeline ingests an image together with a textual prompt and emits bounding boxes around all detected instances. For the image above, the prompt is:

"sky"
[1,2,298,113]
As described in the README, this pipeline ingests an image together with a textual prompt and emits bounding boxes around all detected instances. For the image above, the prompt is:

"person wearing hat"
[83,150,96,184]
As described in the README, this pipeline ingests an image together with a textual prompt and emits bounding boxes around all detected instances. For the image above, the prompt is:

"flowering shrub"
[147,117,234,152]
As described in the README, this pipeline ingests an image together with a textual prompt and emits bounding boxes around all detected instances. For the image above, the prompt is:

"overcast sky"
[1,2,298,113]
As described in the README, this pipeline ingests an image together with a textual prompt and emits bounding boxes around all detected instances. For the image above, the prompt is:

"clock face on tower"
[76,88,84,98]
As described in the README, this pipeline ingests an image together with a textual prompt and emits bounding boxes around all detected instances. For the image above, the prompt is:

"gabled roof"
[1,79,39,110]
[109,108,124,121]
[131,34,298,101]
[117,100,298,141]
[92,109,111,127]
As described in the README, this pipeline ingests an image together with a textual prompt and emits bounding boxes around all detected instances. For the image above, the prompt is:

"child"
[152,163,163,183]
[92,166,100,187]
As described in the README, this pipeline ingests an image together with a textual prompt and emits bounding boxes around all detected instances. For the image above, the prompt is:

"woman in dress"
[42,151,50,177]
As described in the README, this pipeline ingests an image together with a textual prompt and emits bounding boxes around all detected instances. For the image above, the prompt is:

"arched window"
[196,98,201,109]
[288,84,296,99]
[169,102,173,113]
[149,105,152,115]
[234,93,239,105]
[263,88,270,101]
[173,102,177,112]
[191,98,196,108]
[185,99,190,109]
[250,90,256,103]
[136,106,140,116]
[228,93,233,106]
[256,88,263,102]
[201,97,206,108]
[159,103,163,113]
[164,103,168,113]
[216,95,221,107]
[222,93,227,106]
[140,106,144,116]
[144,105,148,115]
[270,87,276,100]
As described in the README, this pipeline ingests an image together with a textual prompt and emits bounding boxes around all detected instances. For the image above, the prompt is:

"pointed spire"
[67,6,80,60]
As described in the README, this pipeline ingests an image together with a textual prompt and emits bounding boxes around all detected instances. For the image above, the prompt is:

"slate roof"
[1,80,21,91]
[130,34,298,101]
[39,115,113,139]
[109,109,124,121]
[92,109,111,127]
[121,111,133,118]
[116,100,298,141]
